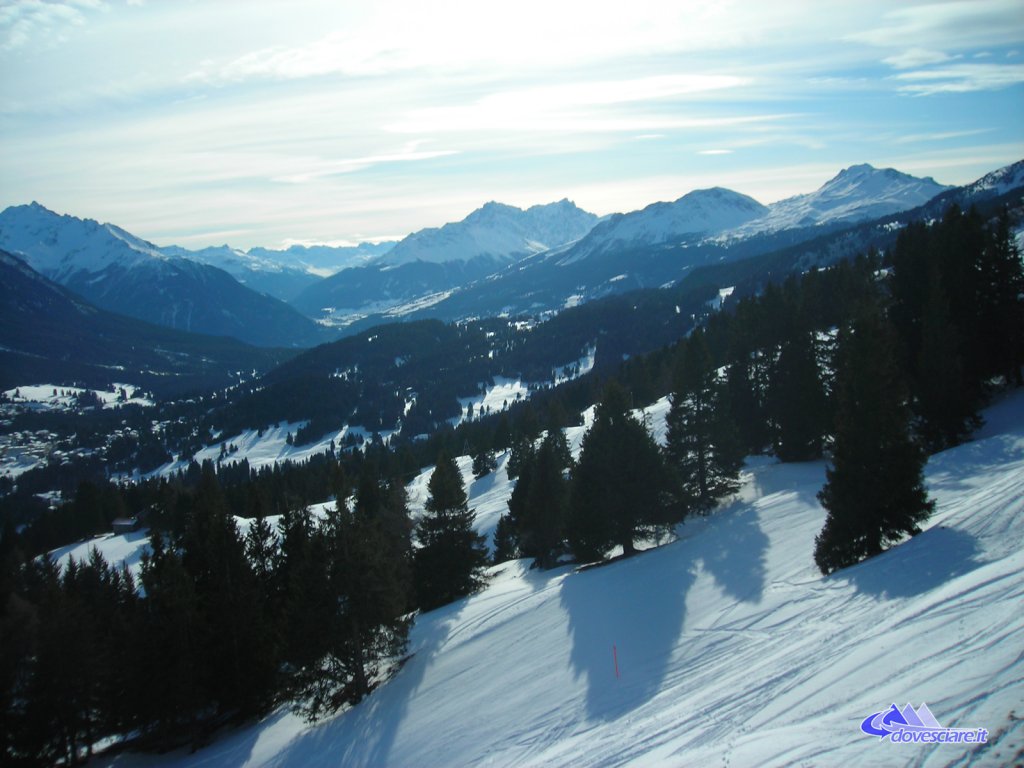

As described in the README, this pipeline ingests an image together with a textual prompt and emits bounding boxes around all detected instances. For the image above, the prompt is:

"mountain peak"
[729,163,953,236]
[378,199,599,267]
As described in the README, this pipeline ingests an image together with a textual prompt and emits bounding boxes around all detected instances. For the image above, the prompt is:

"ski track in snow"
[86,390,1024,768]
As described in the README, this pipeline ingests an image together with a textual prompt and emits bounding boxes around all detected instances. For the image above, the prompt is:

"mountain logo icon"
[860,702,988,745]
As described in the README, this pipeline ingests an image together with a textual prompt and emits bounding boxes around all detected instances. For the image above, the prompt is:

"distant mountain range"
[0,249,293,395]
[0,203,329,348]
[159,241,395,302]
[289,199,599,324]
[3,160,1019,355]
[323,163,963,327]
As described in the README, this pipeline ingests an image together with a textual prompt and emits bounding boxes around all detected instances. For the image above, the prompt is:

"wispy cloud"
[0,0,106,51]
[698,149,734,155]
[883,48,956,70]
[849,0,1024,50]
[273,148,461,184]
[893,128,992,144]
[893,62,1024,95]
[385,74,761,135]
[189,30,409,83]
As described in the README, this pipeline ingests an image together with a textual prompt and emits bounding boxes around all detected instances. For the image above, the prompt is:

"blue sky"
[1,0,1022,250]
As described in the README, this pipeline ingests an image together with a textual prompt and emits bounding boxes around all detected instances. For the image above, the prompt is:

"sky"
[1,0,1022,250]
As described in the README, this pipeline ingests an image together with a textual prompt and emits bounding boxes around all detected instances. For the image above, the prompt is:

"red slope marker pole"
[613,644,620,679]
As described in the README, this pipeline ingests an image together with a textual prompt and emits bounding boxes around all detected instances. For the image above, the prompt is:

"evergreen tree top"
[425,451,469,515]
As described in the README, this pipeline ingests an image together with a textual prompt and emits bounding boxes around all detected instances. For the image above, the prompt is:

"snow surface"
[87,390,1024,767]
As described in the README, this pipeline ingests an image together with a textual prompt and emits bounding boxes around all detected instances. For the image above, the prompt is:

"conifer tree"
[567,382,674,562]
[665,333,743,513]
[180,466,276,718]
[768,330,829,461]
[508,431,570,568]
[976,212,1024,386]
[414,452,488,610]
[276,506,332,691]
[137,531,203,750]
[471,447,498,479]
[814,305,934,575]
[506,434,534,480]
[296,481,412,721]
[491,513,519,564]
[915,266,977,450]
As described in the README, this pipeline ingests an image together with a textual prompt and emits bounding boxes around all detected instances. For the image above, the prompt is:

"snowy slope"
[89,390,1024,768]
[379,199,599,266]
[960,159,1024,197]
[732,164,952,236]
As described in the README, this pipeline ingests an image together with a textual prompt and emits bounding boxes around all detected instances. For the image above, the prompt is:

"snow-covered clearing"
[154,421,396,478]
[453,347,596,426]
[86,390,1024,767]
[3,383,153,411]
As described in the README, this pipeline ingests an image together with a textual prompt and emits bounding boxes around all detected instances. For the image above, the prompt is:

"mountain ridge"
[0,203,330,348]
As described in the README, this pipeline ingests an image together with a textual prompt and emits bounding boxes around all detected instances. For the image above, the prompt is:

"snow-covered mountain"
[290,200,600,324]
[0,202,168,280]
[379,199,599,266]
[160,241,396,302]
[159,244,319,302]
[249,241,396,273]
[0,203,328,348]
[733,163,953,236]
[560,187,767,264]
[357,160,1022,328]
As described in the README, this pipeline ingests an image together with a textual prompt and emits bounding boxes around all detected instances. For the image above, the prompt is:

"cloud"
[385,74,761,135]
[273,148,461,184]
[698,149,734,155]
[893,62,1024,95]
[893,128,992,144]
[883,48,955,69]
[189,30,411,83]
[0,0,106,51]
[849,0,1024,50]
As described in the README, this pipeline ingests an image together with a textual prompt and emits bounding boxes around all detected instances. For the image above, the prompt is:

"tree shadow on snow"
[559,549,696,722]
[844,526,983,599]
[696,506,770,605]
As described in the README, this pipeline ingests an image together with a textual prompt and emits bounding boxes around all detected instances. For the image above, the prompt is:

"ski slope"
[91,390,1024,767]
